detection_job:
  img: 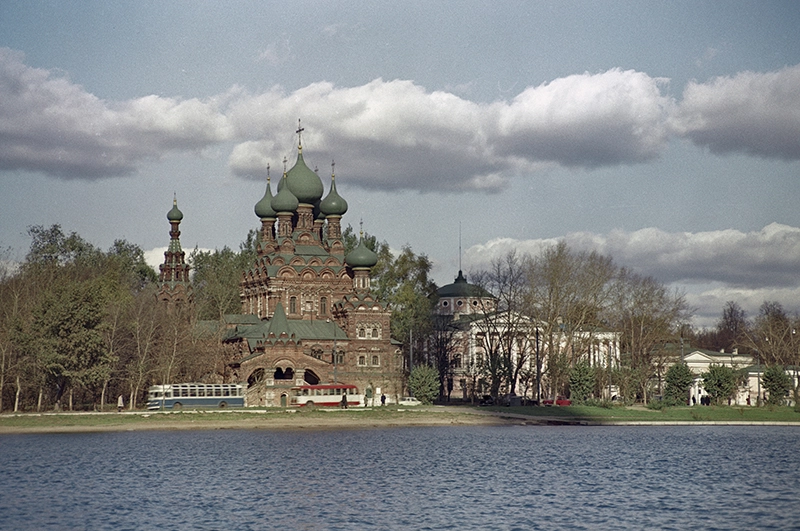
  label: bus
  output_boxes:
[147,383,245,410]
[290,384,362,407]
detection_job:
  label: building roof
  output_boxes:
[437,270,493,299]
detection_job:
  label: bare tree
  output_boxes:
[526,242,617,397]
[610,268,691,403]
[470,250,533,398]
[742,301,798,367]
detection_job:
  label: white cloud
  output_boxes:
[672,64,800,160]
[3,47,799,192]
[464,223,800,328]
[0,48,230,179]
[490,69,673,167]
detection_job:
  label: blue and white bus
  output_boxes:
[147,383,245,410]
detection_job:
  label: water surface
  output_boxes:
[1,425,798,530]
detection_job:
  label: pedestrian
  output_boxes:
[341,393,348,409]
[381,394,386,406]
[117,395,124,413]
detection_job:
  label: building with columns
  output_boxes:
[435,270,621,402]
[159,129,402,406]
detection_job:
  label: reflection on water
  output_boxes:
[1,425,798,530]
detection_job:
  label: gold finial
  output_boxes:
[173,192,177,206]
[331,159,335,180]
[266,163,271,183]
[283,157,288,175]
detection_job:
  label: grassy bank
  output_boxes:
[1,404,799,433]
[0,406,506,433]
[490,404,800,423]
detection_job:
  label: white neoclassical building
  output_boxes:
[435,270,621,402]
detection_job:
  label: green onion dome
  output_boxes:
[254,179,276,219]
[167,197,183,221]
[319,177,348,216]
[271,174,299,213]
[285,150,324,204]
[345,236,378,268]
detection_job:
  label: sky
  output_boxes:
[1,0,799,328]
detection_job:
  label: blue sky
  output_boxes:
[1,0,799,327]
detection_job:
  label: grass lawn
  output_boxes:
[0,406,480,431]
[490,404,800,423]
[2,404,799,431]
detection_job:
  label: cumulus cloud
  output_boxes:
[490,69,672,167]
[226,71,673,190]
[464,223,800,327]
[0,48,230,179]
[672,64,800,160]
[2,47,799,190]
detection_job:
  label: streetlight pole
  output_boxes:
[535,327,541,405]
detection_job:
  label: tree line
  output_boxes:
[1,224,797,411]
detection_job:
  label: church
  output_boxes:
[158,127,402,407]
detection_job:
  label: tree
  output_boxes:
[701,364,738,405]
[190,230,258,321]
[761,365,792,406]
[408,364,439,405]
[742,301,797,367]
[611,268,691,404]
[569,361,595,402]
[664,362,694,404]
[430,314,459,400]
[527,242,617,398]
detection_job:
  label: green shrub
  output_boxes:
[408,365,439,405]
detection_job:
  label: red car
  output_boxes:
[542,396,572,406]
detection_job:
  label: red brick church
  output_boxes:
[159,127,402,406]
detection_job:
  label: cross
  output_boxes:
[296,119,304,148]
[331,159,335,178]
[266,163,270,182]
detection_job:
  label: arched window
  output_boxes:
[289,296,297,314]
[358,355,366,366]
[371,355,380,366]
[320,296,327,316]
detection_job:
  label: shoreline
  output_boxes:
[2,406,799,434]
[0,407,520,434]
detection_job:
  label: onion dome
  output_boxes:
[285,150,324,204]
[319,174,348,216]
[167,196,183,221]
[345,234,378,268]
[254,174,276,219]
[271,173,299,213]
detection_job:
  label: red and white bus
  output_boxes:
[290,384,362,407]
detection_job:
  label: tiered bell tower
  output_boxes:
[158,196,192,308]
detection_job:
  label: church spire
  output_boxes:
[158,195,192,308]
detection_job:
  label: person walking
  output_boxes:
[117,395,124,413]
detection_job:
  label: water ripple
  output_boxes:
[1,425,799,530]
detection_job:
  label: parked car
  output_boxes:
[542,396,572,406]
[398,397,422,406]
